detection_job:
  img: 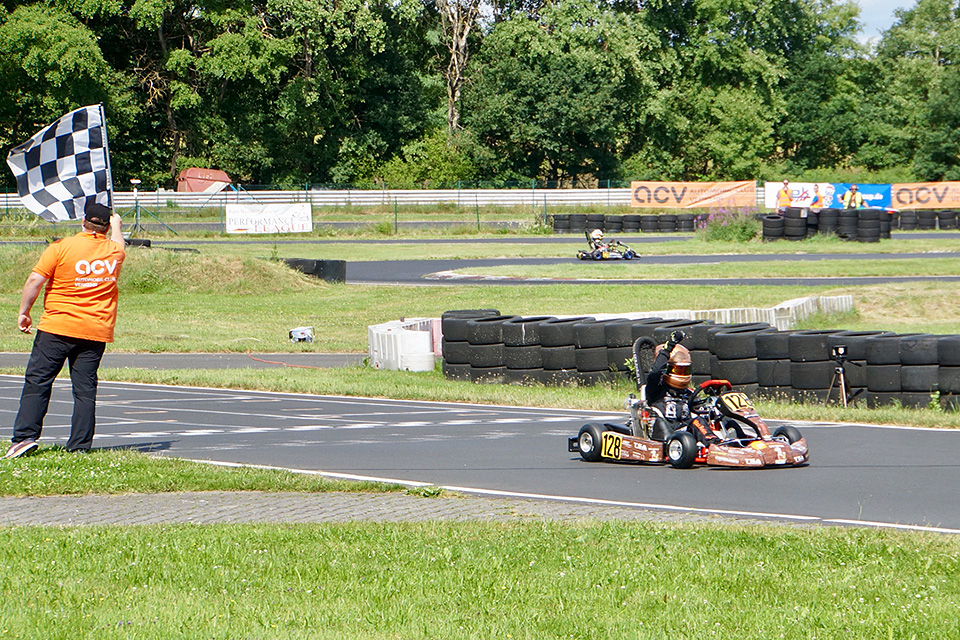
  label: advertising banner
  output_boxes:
[763,182,891,209]
[225,203,313,234]
[890,182,960,209]
[630,181,756,209]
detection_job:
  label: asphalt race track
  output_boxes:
[3,374,958,534]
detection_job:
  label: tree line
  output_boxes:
[1,0,958,190]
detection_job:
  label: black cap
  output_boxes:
[84,202,111,225]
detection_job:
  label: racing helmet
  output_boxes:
[590,229,603,241]
[656,343,692,390]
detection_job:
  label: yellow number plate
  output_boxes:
[601,432,623,459]
[721,392,754,412]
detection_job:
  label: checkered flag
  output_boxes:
[5,104,113,222]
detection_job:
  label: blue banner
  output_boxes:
[831,183,891,209]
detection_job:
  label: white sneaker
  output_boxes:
[4,440,38,459]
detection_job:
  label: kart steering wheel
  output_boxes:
[688,380,733,415]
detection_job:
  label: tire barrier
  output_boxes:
[281,258,347,282]
[550,213,705,233]
[440,312,960,409]
[752,206,959,242]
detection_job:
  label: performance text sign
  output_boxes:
[225,203,312,234]
[630,181,756,209]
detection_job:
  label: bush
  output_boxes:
[697,208,760,242]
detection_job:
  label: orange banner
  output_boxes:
[890,182,960,209]
[630,181,756,209]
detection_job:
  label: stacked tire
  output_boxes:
[639,215,659,233]
[586,213,605,233]
[899,210,917,230]
[938,336,960,410]
[818,208,840,235]
[622,215,642,232]
[756,331,793,400]
[762,215,784,241]
[658,214,678,233]
[938,210,958,229]
[604,320,637,380]
[569,214,587,235]
[917,210,937,230]
[466,315,519,384]
[856,210,881,243]
[502,316,555,385]
[787,330,843,403]
[540,317,593,385]
[783,208,807,241]
[441,309,500,381]
[837,209,858,240]
[864,333,938,408]
[677,213,696,232]
[552,214,570,233]
[573,319,613,385]
[707,323,773,395]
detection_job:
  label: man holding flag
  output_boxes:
[4,105,125,458]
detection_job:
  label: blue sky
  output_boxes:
[858,0,914,40]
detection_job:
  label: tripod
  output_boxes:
[826,356,862,407]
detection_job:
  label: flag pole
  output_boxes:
[99,103,114,209]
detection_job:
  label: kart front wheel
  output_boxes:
[624,250,636,260]
[577,423,606,462]
[773,425,803,444]
[666,431,698,469]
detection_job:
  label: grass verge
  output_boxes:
[0,520,957,639]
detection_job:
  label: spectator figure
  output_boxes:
[5,203,125,459]
[809,184,824,210]
[842,184,865,209]
[776,179,792,214]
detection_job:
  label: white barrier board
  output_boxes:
[225,203,312,234]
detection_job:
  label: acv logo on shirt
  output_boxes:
[74,259,119,276]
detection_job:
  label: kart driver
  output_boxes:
[588,229,606,251]
[645,331,721,445]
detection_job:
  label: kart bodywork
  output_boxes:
[577,240,637,261]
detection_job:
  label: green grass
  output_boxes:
[0,520,957,639]
[0,446,401,496]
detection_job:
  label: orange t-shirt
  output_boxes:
[33,231,126,342]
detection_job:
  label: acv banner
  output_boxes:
[630,181,756,209]
[890,182,960,209]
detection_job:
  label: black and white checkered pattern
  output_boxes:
[5,105,112,222]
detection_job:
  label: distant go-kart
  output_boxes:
[576,230,638,261]
[567,340,809,469]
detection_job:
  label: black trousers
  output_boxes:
[13,330,106,451]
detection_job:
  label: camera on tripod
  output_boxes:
[831,344,847,363]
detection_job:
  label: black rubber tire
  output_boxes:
[469,343,505,368]
[773,425,803,444]
[469,365,506,384]
[756,331,792,360]
[899,334,939,365]
[714,358,758,384]
[658,214,678,232]
[757,359,791,386]
[577,423,607,462]
[843,360,868,388]
[575,346,610,372]
[441,339,471,365]
[866,364,902,392]
[686,322,716,351]
[939,366,960,393]
[784,207,805,219]
[607,346,634,372]
[865,335,904,365]
[574,320,608,349]
[788,330,842,362]
[939,336,960,366]
[630,318,670,341]
[541,345,577,370]
[441,361,471,381]
[762,215,784,229]
[604,320,636,348]
[858,210,880,221]
[789,361,835,389]
[502,316,556,347]
[900,365,939,392]
[504,345,542,369]
[466,315,519,345]
[690,349,712,375]
[504,367,542,385]
[666,431,699,469]
[442,313,496,342]
[540,317,594,347]
[709,326,773,360]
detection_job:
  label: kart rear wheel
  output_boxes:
[666,431,698,469]
[577,423,606,462]
[773,425,803,444]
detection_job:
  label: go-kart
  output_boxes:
[576,231,638,261]
[567,339,809,469]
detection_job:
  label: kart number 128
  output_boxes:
[601,432,623,459]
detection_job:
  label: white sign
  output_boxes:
[225,203,313,234]
[763,182,838,209]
